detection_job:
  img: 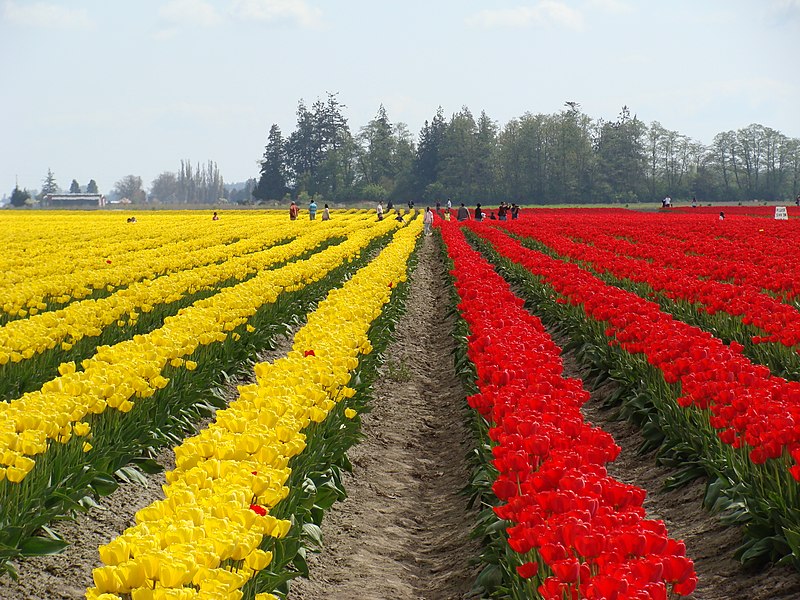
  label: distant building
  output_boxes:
[45,193,106,208]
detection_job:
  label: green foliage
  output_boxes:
[86,179,99,194]
[9,186,31,207]
[113,174,145,203]
[254,124,288,201]
[69,179,81,193]
[358,182,387,203]
[254,96,800,205]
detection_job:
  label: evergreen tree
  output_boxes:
[389,122,416,202]
[285,93,354,199]
[595,106,646,203]
[358,105,396,187]
[40,168,58,198]
[439,107,478,202]
[413,107,446,197]
[86,179,99,194]
[473,110,499,201]
[254,124,288,201]
[69,179,81,193]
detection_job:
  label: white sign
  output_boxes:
[775,206,788,220]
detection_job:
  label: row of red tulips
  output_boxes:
[467,221,800,560]
[513,209,800,300]
[470,222,800,473]
[439,221,696,599]
[501,218,800,351]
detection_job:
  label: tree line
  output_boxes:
[8,169,100,206]
[254,95,800,205]
[8,162,226,207]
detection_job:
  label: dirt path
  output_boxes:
[291,235,481,600]
[558,348,800,600]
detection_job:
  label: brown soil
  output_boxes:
[558,348,800,600]
[291,235,482,600]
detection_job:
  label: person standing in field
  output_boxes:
[309,199,317,220]
[322,203,330,220]
[376,201,384,221]
[498,203,508,221]
[457,203,470,222]
[423,207,434,236]
[212,211,219,221]
[289,201,299,220]
[511,203,520,219]
[475,203,484,221]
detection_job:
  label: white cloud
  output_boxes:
[2,0,94,29]
[467,1,584,30]
[230,0,322,28]
[158,0,222,28]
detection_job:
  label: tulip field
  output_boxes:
[1,207,799,599]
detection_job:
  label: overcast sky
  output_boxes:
[2,0,799,195]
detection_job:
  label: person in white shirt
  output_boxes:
[423,207,434,236]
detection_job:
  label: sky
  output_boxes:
[1,0,799,196]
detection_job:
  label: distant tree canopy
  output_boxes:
[148,161,225,204]
[9,186,31,207]
[86,179,99,194]
[254,98,800,204]
[69,179,81,193]
[113,175,145,203]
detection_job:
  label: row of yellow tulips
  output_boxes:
[0,216,400,485]
[0,212,301,320]
[0,214,371,364]
[86,218,422,600]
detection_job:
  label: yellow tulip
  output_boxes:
[73,421,91,437]
[157,560,190,587]
[244,549,272,571]
[58,361,76,375]
[92,565,125,593]
[98,538,130,565]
